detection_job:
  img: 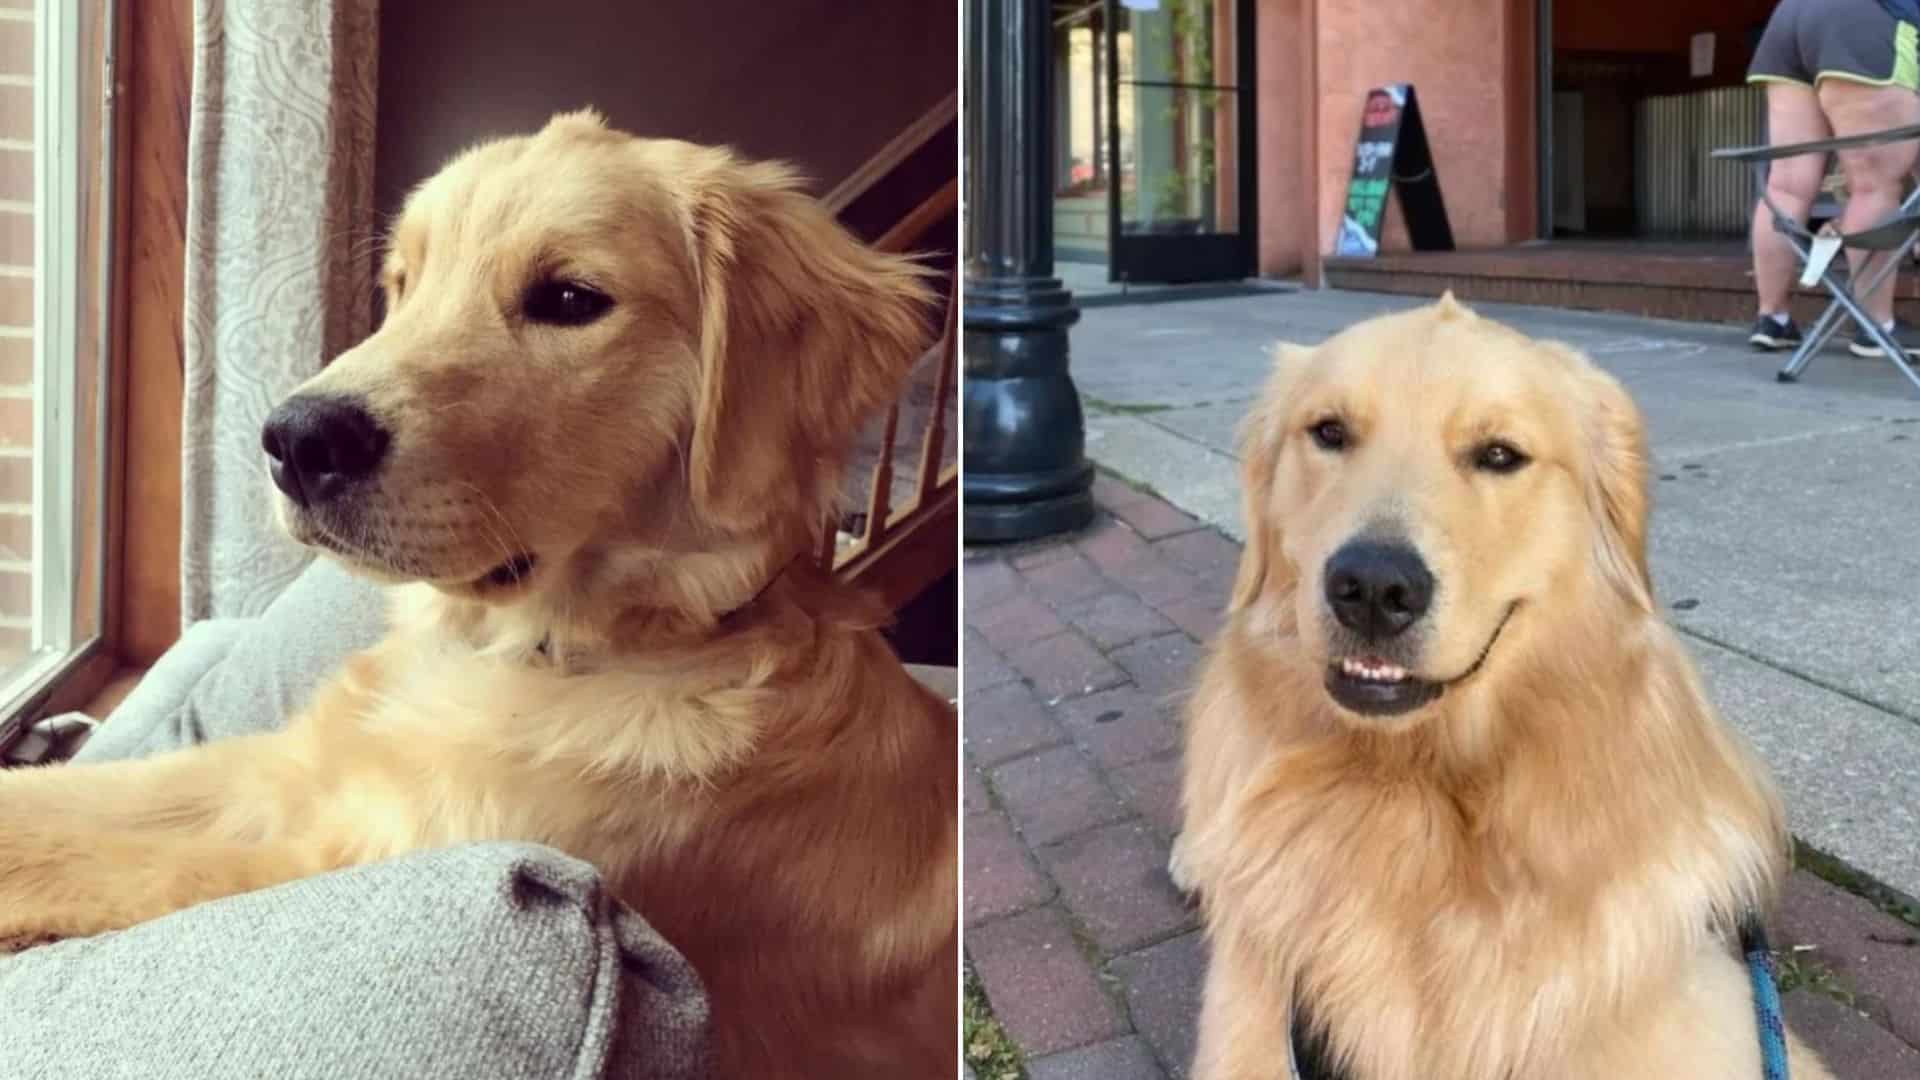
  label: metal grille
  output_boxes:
[1636,85,1766,236]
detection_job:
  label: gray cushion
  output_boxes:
[0,843,709,1079]
[903,662,958,704]
[80,557,388,763]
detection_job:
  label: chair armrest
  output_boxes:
[1712,123,1920,163]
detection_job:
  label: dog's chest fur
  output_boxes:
[1204,710,1777,1080]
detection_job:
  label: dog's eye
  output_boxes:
[522,280,613,326]
[1474,441,1529,474]
[1308,418,1349,451]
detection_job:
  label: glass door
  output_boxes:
[1104,0,1254,284]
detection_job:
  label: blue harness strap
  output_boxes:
[1740,916,1792,1080]
[1879,0,1920,26]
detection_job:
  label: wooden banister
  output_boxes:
[915,293,958,502]
[827,275,958,609]
[822,91,958,216]
[862,403,902,551]
[875,179,958,255]
[815,93,958,613]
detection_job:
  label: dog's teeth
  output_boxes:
[1340,658,1408,682]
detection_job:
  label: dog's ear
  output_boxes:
[681,154,934,537]
[1229,342,1310,613]
[1565,351,1654,611]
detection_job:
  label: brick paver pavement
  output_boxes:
[964,474,1920,1079]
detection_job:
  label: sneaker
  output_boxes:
[1848,319,1920,358]
[1748,314,1802,351]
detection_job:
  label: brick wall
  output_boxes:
[0,2,32,666]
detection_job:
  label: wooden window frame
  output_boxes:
[9,0,188,729]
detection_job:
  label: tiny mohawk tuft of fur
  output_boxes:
[1434,290,1474,320]
[546,107,611,133]
[1269,341,1312,367]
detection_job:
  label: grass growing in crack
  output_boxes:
[1084,395,1175,415]
[1795,837,1920,930]
[965,970,1029,1080]
[1774,946,1858,1009]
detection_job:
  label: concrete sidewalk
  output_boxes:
[963,288,1920,1078]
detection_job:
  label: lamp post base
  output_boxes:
[962,467,1095,543]
[961,273,1095,544]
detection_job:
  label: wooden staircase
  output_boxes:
[815,94,959,648]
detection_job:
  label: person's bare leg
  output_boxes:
[1753,82,1832,318]
[1820,77,1920,326]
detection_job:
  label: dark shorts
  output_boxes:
[1748,0,1920,90]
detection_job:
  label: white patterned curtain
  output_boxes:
[180,0,380,624]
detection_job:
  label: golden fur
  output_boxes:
[0,112,957,1078]
[1175,296,1832,1079]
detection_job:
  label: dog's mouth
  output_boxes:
[1324,602,1520,718]
[290,515,419,580]
[283,498,541,591]
[1324,654,1442,716]
[476,553,538,589]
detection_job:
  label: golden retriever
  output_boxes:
[1174,296,1832,1079]
[0,111,957,1078]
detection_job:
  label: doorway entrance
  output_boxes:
[1050,0,1254,285]
[1539,0,1779,241]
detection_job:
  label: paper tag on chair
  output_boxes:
[1801,229,1844,288]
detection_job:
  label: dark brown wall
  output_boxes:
[1554,0,1775,85]
[375,0,955,218]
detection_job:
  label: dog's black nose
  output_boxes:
[1324,541,1434,640]
[261,395,389,508]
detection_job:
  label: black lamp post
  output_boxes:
[962,0,1095,543]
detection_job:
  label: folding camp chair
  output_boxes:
[1713,122,1920,395]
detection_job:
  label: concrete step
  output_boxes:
[1324,246,1920,327]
